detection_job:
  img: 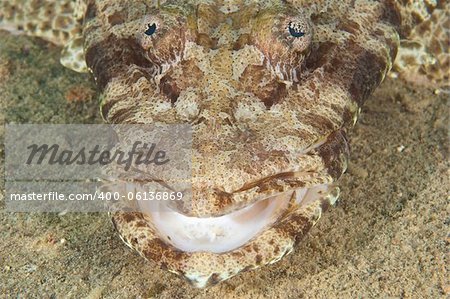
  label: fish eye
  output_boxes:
[145,23,157,36]
[288,22,305,38]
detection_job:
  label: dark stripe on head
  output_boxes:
[306,39,390,108]
[313,129,349,180]
[348,48,387,106]
[85,35,153,90]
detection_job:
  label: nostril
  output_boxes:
[159,74,180,104]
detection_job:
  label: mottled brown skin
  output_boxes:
[1,0,445,288]
[83,0,398,214]
[80,0,400,286]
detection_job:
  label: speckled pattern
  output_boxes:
[82,0,399,286]
[393,1,449,86]
[0,0,447,288]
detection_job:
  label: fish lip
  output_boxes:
[111,184,339,288]
[138,187,302,253]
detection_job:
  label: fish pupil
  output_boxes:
[145,23,157,36]
[288,22,305,38]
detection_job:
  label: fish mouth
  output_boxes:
[110,130,348,287]
[138,184,334,253]
[111,181,340,288]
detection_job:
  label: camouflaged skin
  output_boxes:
[87,0,397,286]
[82,0,398,216]
[0,0,447,287]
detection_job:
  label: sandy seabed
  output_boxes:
[0,31,448,299]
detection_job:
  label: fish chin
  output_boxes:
[137,184,332,254]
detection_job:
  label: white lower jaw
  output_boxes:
[137,184,330,253]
